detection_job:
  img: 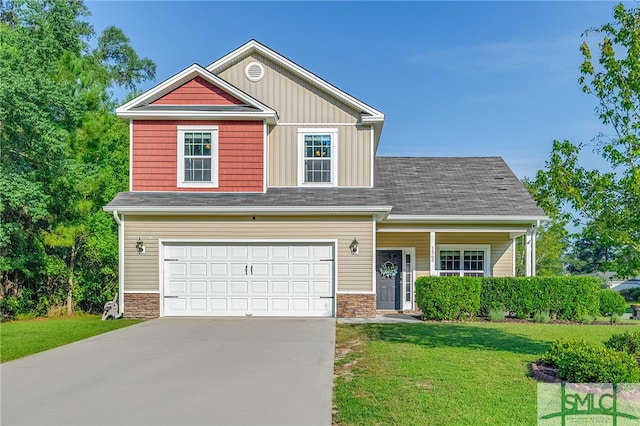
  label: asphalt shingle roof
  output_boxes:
[374,157,545,216]
[105,156,545,218]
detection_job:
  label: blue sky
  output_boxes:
[85,1,626,179]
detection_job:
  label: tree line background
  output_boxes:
[1,1,638,321]
[1,0,155,319]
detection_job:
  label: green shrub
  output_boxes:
[630,288,640,301]
[604,331,640,356]
[480,276,600,321]
[541,339,640,383]
[415,276,481,320]
[598,289,627,316]
[533,310,550,323]
[488,307,505,322]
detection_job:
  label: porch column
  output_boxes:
[525,229,533,277]
[429,231,436,276]
[532,224,537,276]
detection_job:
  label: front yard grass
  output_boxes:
[333,321,640,425]
[0,315,142,362]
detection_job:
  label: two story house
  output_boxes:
[104,40,546,318]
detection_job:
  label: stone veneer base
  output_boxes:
[336,294,376,318]
[123,292,377,319]
[123,293,160,319]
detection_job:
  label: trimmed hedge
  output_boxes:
[480,276,600,320]
[415,276,600,321]
[541,339,640,383]
[604,331,640,356]
[415,276,481,320]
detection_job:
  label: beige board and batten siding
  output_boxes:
[268,125,372,187]
[216,53,361,123]
[376,231,514,277]
[123,215,374,293]
[216,53,373,187]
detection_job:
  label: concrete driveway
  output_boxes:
[1,318,336,426]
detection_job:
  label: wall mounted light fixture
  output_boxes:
[136,237,145,254]
[349,238,359,255]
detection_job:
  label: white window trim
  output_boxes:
[436,244,491,277]
[297,128,337,187]
[177,125,219,188]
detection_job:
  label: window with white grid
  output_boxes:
[438,246,490,277]
[298,129,337,186]
[177,126,218,188]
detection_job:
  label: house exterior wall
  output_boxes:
[151,77,244,105]
[122,214,374,294]
[267,125,372,187]
[376,231,514,277]
[131,120,263,192]
[215,53,362,123]
[215,53,373,187]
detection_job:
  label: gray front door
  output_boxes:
[376,250,402,310]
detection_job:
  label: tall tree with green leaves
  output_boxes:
[0,0,155,318]
[531,3,640,278]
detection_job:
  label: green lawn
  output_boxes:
[0,315,142,362]
[333,321,640,425]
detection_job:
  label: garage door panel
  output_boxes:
[189,246,207,259]
[168,263,187,276]
[230,263,247,276]
[230,246,249,259]
[211,264,227,275]
[271,263,290,275]
[271,246,289,258]
[210,247,227,258]
[163,243,334,317]
[251,281,268,293]
[190,281,207,293]
[168,281,187,294]
[189,263,207,276]
[293,281,310,294]
[272,281,289,293]
[313,245,332,258]
[312,263,331,276]
[291,246,309,259]
[210,281,227,293]
[190,298,207,310]
[251,298,269,312]
[231,281,249,293]
[292,264,310,276]
[251,263,268,276]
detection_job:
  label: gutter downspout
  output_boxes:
[113,210,125,314]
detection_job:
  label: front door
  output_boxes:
[376,250,402,310]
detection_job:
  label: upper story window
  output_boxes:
[177,126,219,188]
[298,128,337,186]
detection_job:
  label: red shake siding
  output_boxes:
[152,77,244,105]
[132,120,263,192]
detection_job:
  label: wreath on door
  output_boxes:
[379,260,399,279]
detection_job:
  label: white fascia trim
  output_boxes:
[385,214,548,223]
[116,111,278,124]
[206,40,384,122]
[116,64,277,119]
[336,291,376,295]
[123,290,160,294]
[103,205,393,215]
[377,227,534,233]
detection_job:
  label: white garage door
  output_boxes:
[163,243,335,317]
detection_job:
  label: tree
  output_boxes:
[531,3,640,278]
[0,0,155,318]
